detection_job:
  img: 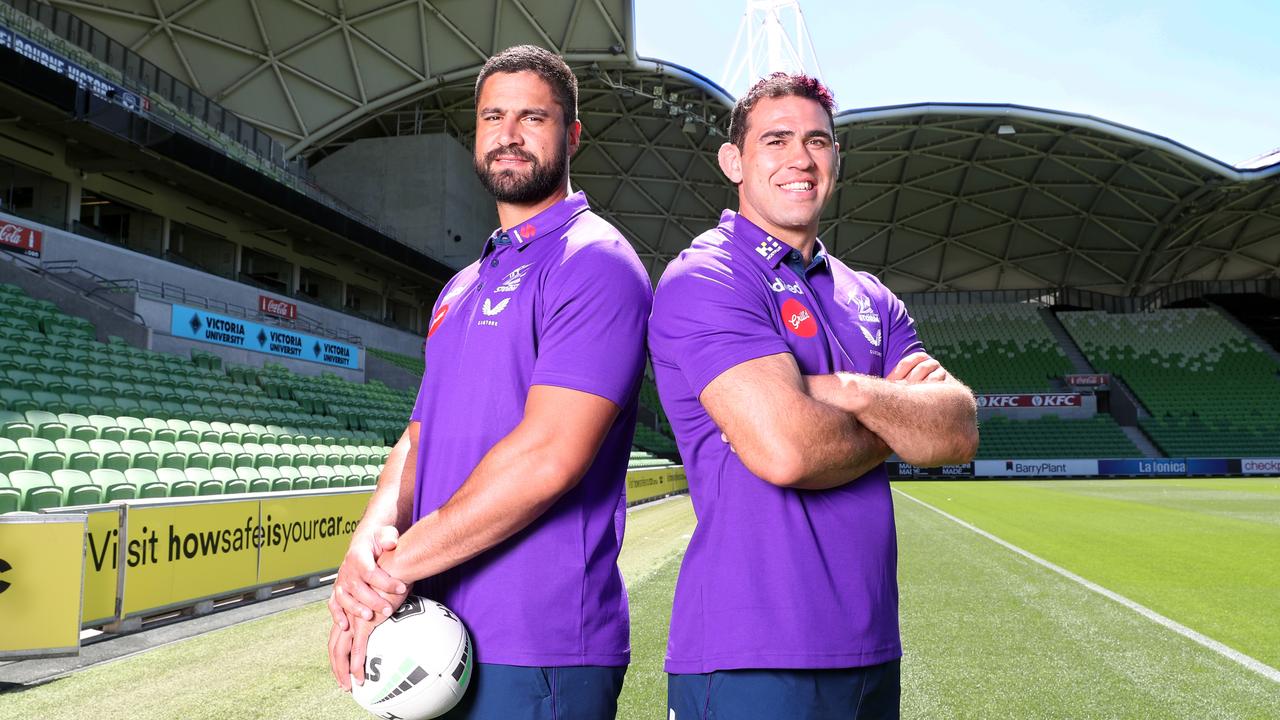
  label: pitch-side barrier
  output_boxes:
[0,466,687,660]
[888,457,1280,479]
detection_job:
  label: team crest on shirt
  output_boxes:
[495,263,532,293]
[849,291,879,323]
[780,298,817,338]
[756,238,784,261]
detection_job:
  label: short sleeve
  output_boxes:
[880,286,925,372]
[529,239,652,407]
[649,259,791,397]
[410,276,457,421]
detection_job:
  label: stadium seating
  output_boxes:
[0,283,682,514]
[908,303,1074,393]
[977,415,1142,459]
[367,347,425,376]
[1059,308,1280,457]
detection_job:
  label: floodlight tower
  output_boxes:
[721,0,825,98]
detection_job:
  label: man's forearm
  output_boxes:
[830,373,978,466]
[375,422,584,583]
[797,375,894,488]
[355,424,419,537]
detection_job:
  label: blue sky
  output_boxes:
[634,0,1279,166]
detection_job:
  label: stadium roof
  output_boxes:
[50,0,1280,295]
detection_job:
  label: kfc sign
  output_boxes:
[976,393,1083,409]
[259,295,297,320]
[0,221,42,258]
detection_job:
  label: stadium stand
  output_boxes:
[977,415,1142,459]
[1060,308,1280,457]
[367,347,425,376]
[908,303,1074,393]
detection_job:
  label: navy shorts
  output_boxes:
[440,663,626,720]
[668,661,900,720]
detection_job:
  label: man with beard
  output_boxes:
[649,73,978,719]
[327,45,651,719]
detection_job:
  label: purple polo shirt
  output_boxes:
[649,210,924,674]
[408,191,651,667]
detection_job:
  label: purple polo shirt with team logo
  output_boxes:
[649,210,924,674]
[408,191,651,667]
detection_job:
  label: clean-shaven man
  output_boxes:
[328,44,652,719]
[649,72,979,719]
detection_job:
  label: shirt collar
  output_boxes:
[720,209,828,273]
[482,191,590,258]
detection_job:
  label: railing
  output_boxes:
[901,281,1280,314]
[1,252,146,326]
[90,275,365,346]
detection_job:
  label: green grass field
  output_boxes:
[3,480,1278,719]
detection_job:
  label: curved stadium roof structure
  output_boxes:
[48,0,1280,296]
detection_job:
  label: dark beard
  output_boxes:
[473,140,568,205]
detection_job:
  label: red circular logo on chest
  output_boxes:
[780,298,817,338]
[428,304,449,338]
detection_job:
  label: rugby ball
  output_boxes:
[351,596,472,720]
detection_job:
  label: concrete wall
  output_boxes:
[2,210,427,361]
[310,135,497,269]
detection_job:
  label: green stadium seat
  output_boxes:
[176,440,210,469]
[0,478,21,514]
[117,416,153,442]
[145,417,177,442]
[26,411,68,441]
[19,437,66,473]
[258,466,290,492]
[0,388,37,413]
[120,440,160,471]
[89,415,127,441]
[9,470,62,511]
[90,469,137,501]
[184,467,223,496]
[149,440,187,470]
[211,466,247,495]
[55,438,100,472]
[0,438,25,474]
[236,466,269,493]
[59,413,98,441]
[89,438,132,472]
[52,469,103,506]
[156,468,196,497]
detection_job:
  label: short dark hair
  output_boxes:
[475,45,578,124]
[728,72,836,148]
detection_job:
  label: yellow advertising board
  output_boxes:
[81,507,122,624]
[258,492,369,584]
[626,466,688,505]
[0,514,86,658]
[120,500,260,616]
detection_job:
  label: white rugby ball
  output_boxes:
[351,596,472,720]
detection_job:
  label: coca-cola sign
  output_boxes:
[1065,373,1110,388]
[976,393,1083,409]
[258,295,297,320]
[0,221,42,258]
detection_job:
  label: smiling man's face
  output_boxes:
[473,70,576,205]
[719,94,839,242]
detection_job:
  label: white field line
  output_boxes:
[892,488,1280,685]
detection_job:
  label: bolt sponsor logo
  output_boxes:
[756,238,784,261]
[518,223,536,240]
[768,277,804,295]
[495,263,532,293]
[781,298,817,337]
[428,304,449,338]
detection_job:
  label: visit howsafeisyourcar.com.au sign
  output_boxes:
[170,304,360,369]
